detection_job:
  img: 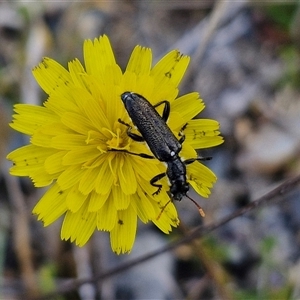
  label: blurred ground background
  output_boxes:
[1,1,300,299]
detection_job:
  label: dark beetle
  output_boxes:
[120,91,183,162]
[118,92,208,209]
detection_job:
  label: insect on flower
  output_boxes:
[6,35,223,254]
[116,92,210,216]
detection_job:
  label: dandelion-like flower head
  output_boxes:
[7,35,223,254]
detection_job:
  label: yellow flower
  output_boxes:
[7,35,223,254]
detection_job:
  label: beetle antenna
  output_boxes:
[156,200,171,220]
[186,194,205,217]
[156,195,205,220]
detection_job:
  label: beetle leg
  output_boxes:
[178,134,185,144]
[150,172,166,195]
[153,100,170,122]
[181,123,188,131]
[178,123,187,144]
[118,118,144,142]
[109,149,155,159]
[183,156,212,165]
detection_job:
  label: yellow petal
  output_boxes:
[185,119,224,149]
[32,57,73,95]
[66,183,88,212]
[112,185,131,210]
[30,166,57,187]
[84,35,116,83]
[95,161,115,195]
[126,46,152,75]
[180,142,197,161]
[88,191,109,212]
[118,157,137,195]
[31,130,53,148]
[61,201,97,246]
[150,49,189,95]
[45,86,80,116]
[78,167,101,195]
[10,104,59,135]
[62,146,100,165]
[45,151,67,174]
[61,112,95,134]
[121,71,137,93]
[135,73,155,99]
[30,123,72,149]
[101,84,125,125]
[57,165,85,190]
[171,92,205,125]
[152,198,179,234]
[36,122,72,136]
[81,89,111,131]
[68,58,86,88]
[51,134,86,150]
[32,183,67,226]
[131,188,156,223]
[97,196,117,231]
[110,206,137,254]
[187,161,217,198]
[129,155,163,183]
[7,145,56,176]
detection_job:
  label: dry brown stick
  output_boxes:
[34,173,300,300]
[181,0,232,87]
[178,223,234,300]
[3,169,39,298]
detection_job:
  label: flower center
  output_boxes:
[107,135,124,148]
[105,127,130,151]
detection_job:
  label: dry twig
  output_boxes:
[3,168,38,298]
